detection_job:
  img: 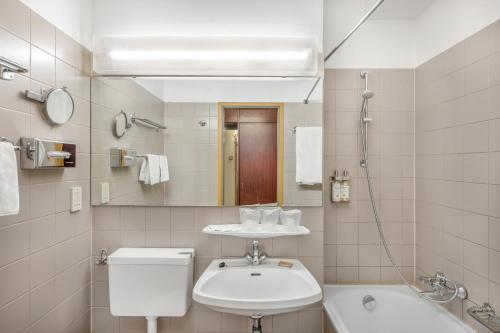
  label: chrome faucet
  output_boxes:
[419,272,467,302]
[245,241,267,265]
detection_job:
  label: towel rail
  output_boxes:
[131,114,167,130]
[0,137,21,151]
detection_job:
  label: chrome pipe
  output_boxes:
[303,76,322,104]
[131,115,167,130]
[324,0,385,62]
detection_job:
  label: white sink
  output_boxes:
[193,258,322,316]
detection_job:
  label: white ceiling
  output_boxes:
[369,0,436,19]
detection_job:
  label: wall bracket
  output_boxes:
[0,56,28,81]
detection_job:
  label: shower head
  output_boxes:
[362,90,374,99]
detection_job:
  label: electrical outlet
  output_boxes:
[70,186,82,212]
[101,182,110,204]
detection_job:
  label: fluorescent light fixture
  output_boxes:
[94,36,318,77]
[109,50,310,61]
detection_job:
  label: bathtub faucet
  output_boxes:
[420,272,447,290]
[419,272,467,303]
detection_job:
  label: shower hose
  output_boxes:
[359,99,459,304]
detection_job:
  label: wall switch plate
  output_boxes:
[70,186,82,212]
[101,182,110,204]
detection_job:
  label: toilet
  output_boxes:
[107,247,195,333]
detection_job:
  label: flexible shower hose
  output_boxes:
[359,100,459,304]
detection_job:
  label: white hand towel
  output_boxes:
[147,154,160,185]
[158,155,170,182]
[295,127,322,185]
[0,142,19,216]
[139,157,150,184]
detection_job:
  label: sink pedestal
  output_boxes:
[146,316,157,333]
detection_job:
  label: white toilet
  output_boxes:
[108,247,195,333]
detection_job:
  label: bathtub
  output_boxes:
[323,285,475,333]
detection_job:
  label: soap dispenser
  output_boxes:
[331,170,341,202]
[340,170,350,202]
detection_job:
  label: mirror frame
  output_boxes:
[217,102,285,206]
[114,110,130,138]
[43,87,75,125]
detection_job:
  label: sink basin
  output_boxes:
[193,258,322,316]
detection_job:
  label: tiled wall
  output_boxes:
[0,0,92,332]
[91,77,165,206]
[163,102,323,206]
[92,206,324,333]
[283,103,323,206]
[415,19,500,327]
[323,69,415,284]
[163,103,218,206]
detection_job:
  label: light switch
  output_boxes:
[101,182,110,204]
[70,186,82,212]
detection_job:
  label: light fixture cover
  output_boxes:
[93,35,318,77]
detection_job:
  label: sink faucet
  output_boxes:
[245,241,267,265]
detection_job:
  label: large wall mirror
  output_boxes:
[90,76,323,207]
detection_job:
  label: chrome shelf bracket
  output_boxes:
[467,303,500,333]
[0,56,28,81]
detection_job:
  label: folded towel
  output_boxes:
[139,156,150,184]
[0,142,19,216]
[139,154,161,185]
[295,127,322,185]
[147,154,160,185]
[159,155,169,182]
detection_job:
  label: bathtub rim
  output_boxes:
[322,284,475,333]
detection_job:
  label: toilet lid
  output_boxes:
[108,247,195,265]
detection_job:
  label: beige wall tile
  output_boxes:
[30,215,56,253]
[30,278,56,323]
[29,183,55,219]
[55,29,85,70]
[0,71,31,113]
[0,294,29,333]
[0,27,30,72]
[0,0,30,40]
[0,222,29,267]
[30,12,55,55]
[93,307,119,333]
[120,207,146,230]
[0,4,91,332]
[465,57,490,94]
[29,246,56,288]
[0,258,29,308]
[465,27,490,65]
[30,45,55,85]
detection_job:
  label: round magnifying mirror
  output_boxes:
[43,88,74,125]
[114,111,128,138]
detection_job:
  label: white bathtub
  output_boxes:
[323,285,475,333]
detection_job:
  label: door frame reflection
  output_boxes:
[217,102,284,206]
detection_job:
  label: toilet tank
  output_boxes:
[108,247,195,317]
